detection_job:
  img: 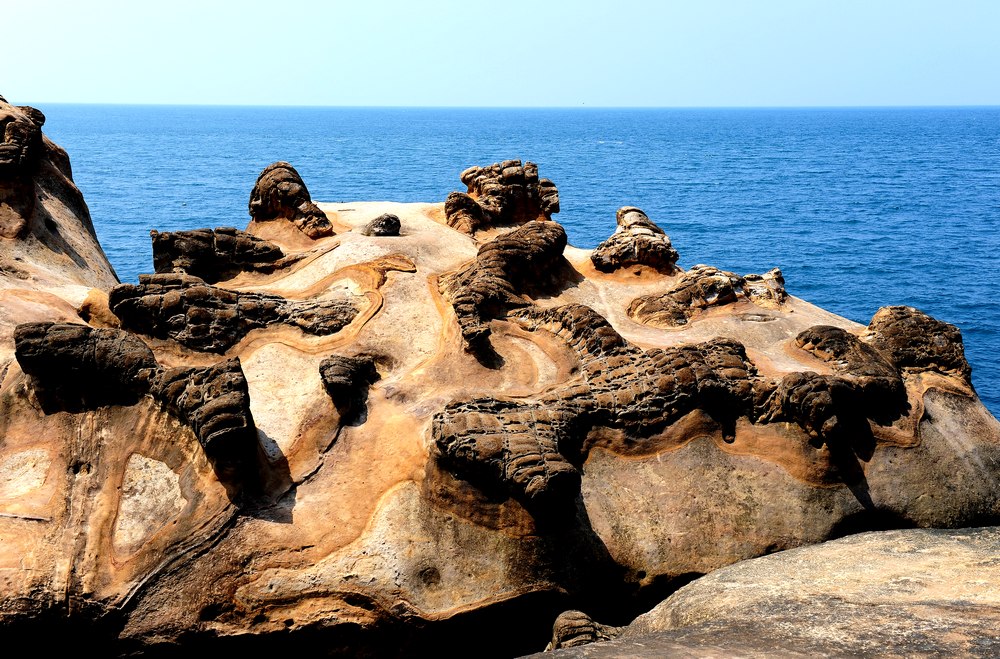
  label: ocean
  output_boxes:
[38,106,1000,416]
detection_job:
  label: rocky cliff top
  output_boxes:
[0,107,997,657]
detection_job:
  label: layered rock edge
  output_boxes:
[1,100,997,657]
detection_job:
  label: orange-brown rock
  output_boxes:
[445,159,559,233]
[248,161,334,238]
[1,120,999,656]
[590,207,679,274]
[628,264,787,327]
[108,273,359,353]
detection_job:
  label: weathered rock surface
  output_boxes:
[13,321,156,410]
[628,264,787,327]
[438,220,569,351]
[147,358,258,481]
[151,226,297,282]
[1,124,999,657]
[590,207,679,274]
[866,305,972,384]
[541,527,1000,657]
[108,273,359,352]
[445,160,559,233]
[248,161,334,238]
[361,212,401,236]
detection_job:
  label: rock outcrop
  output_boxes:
[361,213,401,236]
[444,160,559,233]
[1,129,998,657]
[866,305,972,384]
[13,322,156,411]
[108,273,359,352]
[151,227,297,282]
[543,527,1000,657]
[438,220,569,351]
[628,264,786,327]
[248,161,334,238]
[590,207,679,274]
[147,358,258,481]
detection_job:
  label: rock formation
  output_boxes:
[151,227,298,282]
[438,220,569,351]
[628,264,786,327]
[543,528,1000,657]
[590,207,679,274]
[1,112,998,657]
[444,160,559,233]
[108,273,359,352]
[248,161,334,238]
[361,213,401,236]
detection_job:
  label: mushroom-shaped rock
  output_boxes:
[590,207,680,274]
[319,354,380,421]
[444,159,559,233]
[248,161,334,238]
[546,610,623,651]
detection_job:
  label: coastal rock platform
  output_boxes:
[1,97,999,656]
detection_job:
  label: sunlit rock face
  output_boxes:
[1,107,998,657]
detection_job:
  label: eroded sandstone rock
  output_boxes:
[438,220,569,351]
[108,273,358,352]
[319,354,380,421]
[628,264,786,327]
[13,322,156,410]
[445,160,559,233]
[866,305,972,384]
[546,610,623,651]
[148,358,258,480]
[151,227,295,282]
[248,161,334,238]
[590,207,679,274]
[552,528,1000,658]
[361,213,401,236]
[2,132,998,657]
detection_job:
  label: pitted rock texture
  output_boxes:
[0,99,44,178]
[439,220,569,351]
[12,322,259,484]
[866,305,972,384]
[108,273,358,352]
[148,358,258,478]
[445,160,559,233]
[248,161,334,238]
[2,131,998,657]
[434,304,761,509]
[0,96,116,293]
[151,227,294,282]
[13,322,156,410]
[546,610,622,650]
[361,213,401,236]
[319,354,380,421]
[590,207,680,274]
[628,265,787,327]
[755,325,908,448]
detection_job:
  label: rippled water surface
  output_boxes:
[40,106,1000,415]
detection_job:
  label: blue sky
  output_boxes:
[4,0,998,106]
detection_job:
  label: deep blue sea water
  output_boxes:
[38,106,1000,416]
